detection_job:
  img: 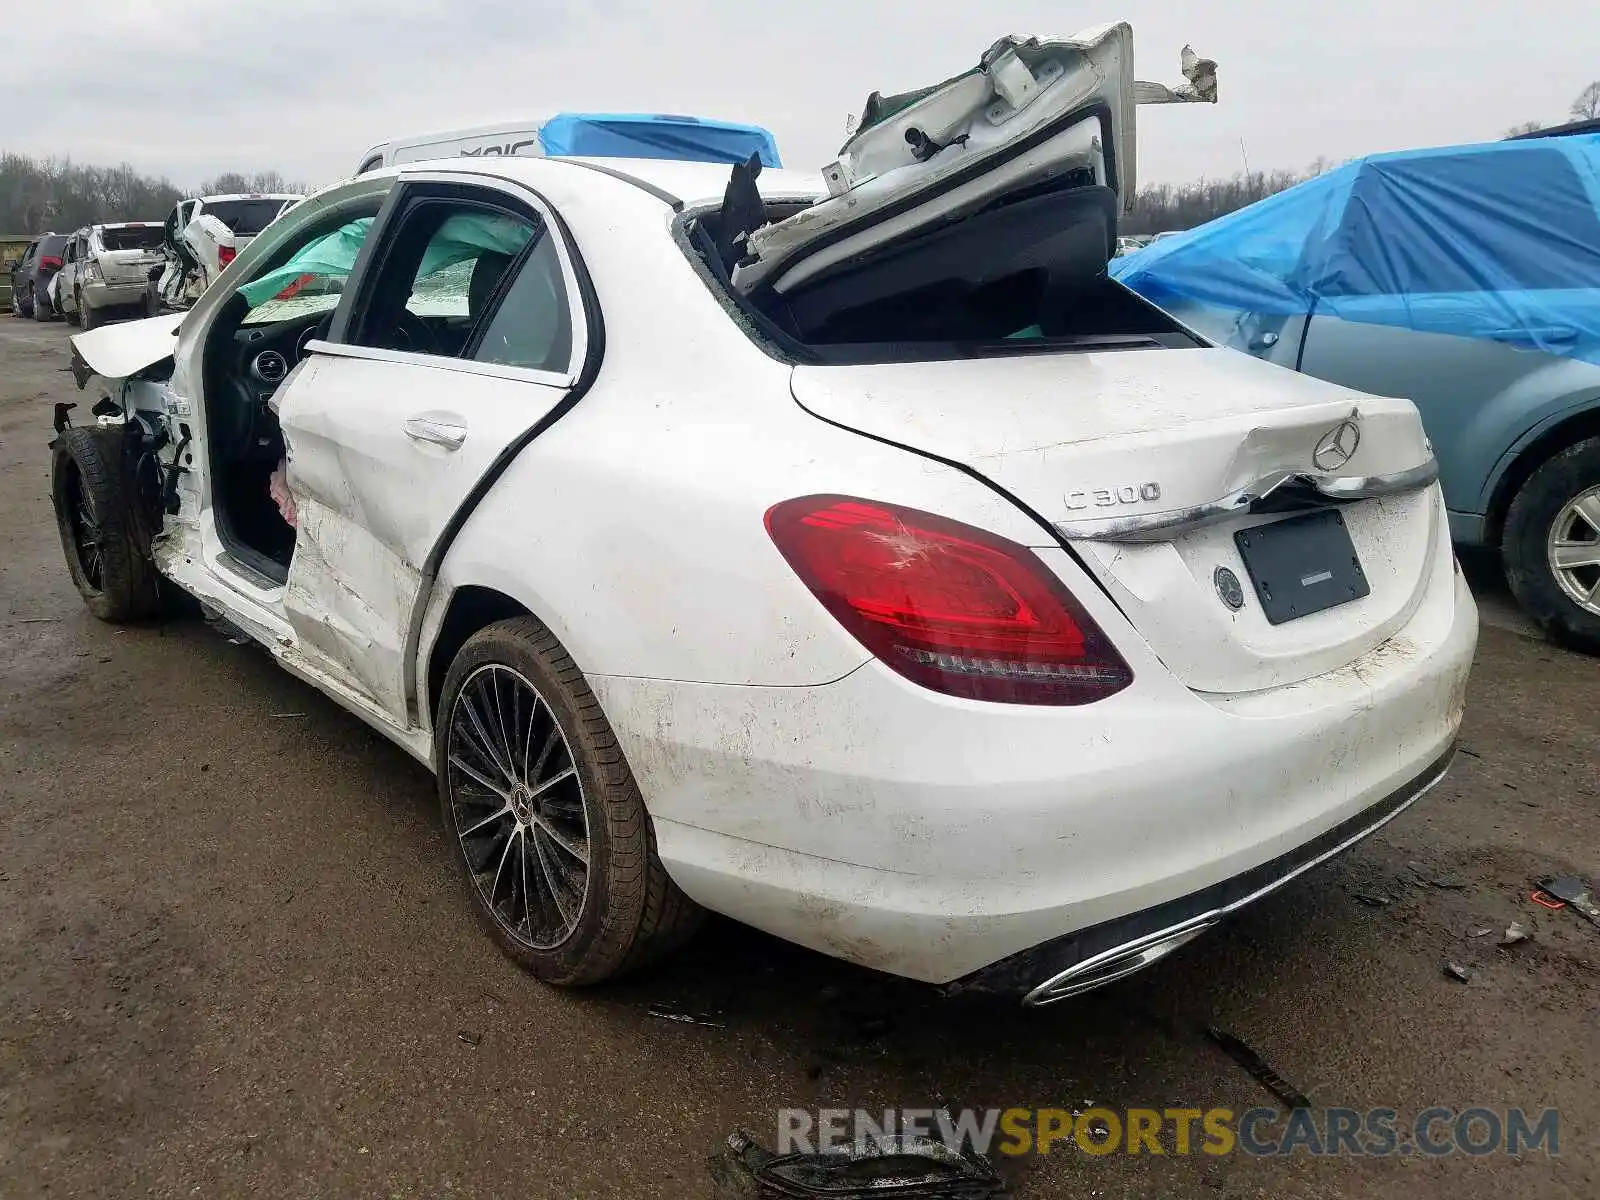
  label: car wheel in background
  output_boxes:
[79,297,100,332]
[66,292,81,327]
[435,616,703,986]
[50,427,162,623]
[1504,436,1600,655]
[29,285,47,321]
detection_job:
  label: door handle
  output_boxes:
[403,415,467,449]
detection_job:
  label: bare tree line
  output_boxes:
[8,78,1598,238]
[0,153,306,234]
[1502,79,1600,138]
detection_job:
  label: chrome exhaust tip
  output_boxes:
[1023,919,1216,1006]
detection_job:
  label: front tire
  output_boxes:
[435,617,702,986]
[1503,437,1600,655]
[50,427,161,623]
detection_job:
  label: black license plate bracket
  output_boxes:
[1233,509,1370,625]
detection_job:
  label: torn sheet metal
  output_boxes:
[733,25,1136,296]
[1134,46,1220,104]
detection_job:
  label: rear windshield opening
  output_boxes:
[204,199,289,237]
[100,225,165,251]
[686,181,1202,365]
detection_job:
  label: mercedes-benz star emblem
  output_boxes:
[1312,420,1361,472]
[1214,566,1245,611]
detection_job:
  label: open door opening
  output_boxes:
[196,206,384,585]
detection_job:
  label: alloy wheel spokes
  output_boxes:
[72,478,104,589]
[447,664,590,949]
[1549,486,1600,616]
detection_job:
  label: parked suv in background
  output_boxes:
[1116,134,1600,653]
[55,222,167,330]
[7,233,70,320]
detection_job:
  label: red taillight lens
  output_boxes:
[217,245,236,268]
[40,255,62,270]
[766,495,1132,705]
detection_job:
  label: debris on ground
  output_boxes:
[1408,862,1467,890]
[457,1030,482,1046]
[1470,927,1493,938]
[1444,962,1474,983]
[647,1002,727,1029]
[1498,922,1530,948]
[708,1128,1007,1199]
[1204,1027,1311,1110]
[1537,876,1600,928]
[1352,890,1394,908]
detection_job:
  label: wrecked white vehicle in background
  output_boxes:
[50,24,1474,1005]
[54,223,168,330]
[155,192,302,310]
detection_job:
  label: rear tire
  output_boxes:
[79,297,100,331]
[29,285,47,321]
[66,293,81,327]
[51,427,162,623]
[435,616,703,986]
[1503,437,1600,655]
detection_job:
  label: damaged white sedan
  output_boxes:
[52,24,1475,1003]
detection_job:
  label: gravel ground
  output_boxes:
[1,316,1596,1199]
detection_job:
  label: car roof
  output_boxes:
[1507,117,1600,140]
[379,154,825,210]
[199,193,303,203]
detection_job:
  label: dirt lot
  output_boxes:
[1,316,1596,1199]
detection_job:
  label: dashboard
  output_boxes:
[234,310,332,405]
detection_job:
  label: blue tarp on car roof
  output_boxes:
[1112,133,1600,365]
[539,112,782,167]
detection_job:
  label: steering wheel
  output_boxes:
[392,309,438,356]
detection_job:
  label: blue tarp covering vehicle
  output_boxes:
[1113,134,1600,367]
[537,112,781,167]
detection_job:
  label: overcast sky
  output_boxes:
[7,0,1598,192]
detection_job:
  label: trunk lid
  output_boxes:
[790,348,1442,694]
[97,248,165,285]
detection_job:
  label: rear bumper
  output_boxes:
[960,744,1456,1004]
[82,280,150,309]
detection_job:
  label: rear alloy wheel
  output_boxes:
[79,295,100,332]
[1504,437,1600,655]
[436,617,702,985]
[31,285,50,321]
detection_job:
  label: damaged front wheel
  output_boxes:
[50,427,162,622]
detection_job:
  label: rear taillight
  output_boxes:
[217,245,236,268]
[765,495,1132,705]
[40,255,62,270]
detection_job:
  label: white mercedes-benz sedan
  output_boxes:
[52,25,1475,1004]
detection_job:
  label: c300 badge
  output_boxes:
[1063,482,1162,510]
